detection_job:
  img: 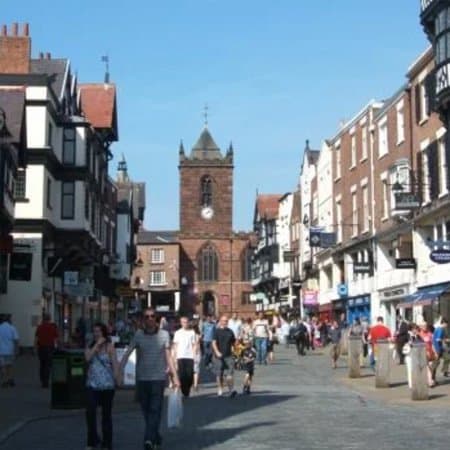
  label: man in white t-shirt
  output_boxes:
[228,313,242,340]
[173,316,197,397]
[0,314,19,387]
[252,312,271,364]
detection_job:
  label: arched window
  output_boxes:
[201,176,213,207]
[241,247,253,281]
[198,245,218,282]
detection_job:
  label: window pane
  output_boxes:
[63,141,75,164]
[63,182,74,194]
[62,196,74,218]
[64,128,75,140]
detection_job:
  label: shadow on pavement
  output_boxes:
[161,392,295,449]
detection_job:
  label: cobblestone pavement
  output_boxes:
[2,348,450,450]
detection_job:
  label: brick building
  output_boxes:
[178,127,254,317]
[132,231,180,313]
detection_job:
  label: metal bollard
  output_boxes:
[410,343,429,401]
[375,340,391,388]
[348,336,362,378]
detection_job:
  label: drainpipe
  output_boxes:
[369,106,377,321]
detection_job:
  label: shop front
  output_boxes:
[346,295,371,325]
[398,283,450,325]
[302,290,319,317]
[332,299,347,322]
[379,285,411,331]
[318,303,332,323]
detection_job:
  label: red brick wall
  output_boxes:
[0,24,30,74]
[372,90,413,232]
[179,164,233,235]
[179,235,255,317]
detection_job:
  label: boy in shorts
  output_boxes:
[241,340,256,394]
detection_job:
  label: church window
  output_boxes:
[198,245,218,282]
[201,176,213,207]
[241,247,253,281]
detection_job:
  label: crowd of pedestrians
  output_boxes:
[5,307,450,450]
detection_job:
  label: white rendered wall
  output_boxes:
[4,233,44,347]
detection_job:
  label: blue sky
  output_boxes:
[4,1,428,231]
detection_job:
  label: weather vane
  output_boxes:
[203,104,209,127]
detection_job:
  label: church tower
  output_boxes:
[178,125,253,317]
[179,127,234,236]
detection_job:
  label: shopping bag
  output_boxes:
[167,389,183,428]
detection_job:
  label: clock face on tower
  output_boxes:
[201,206,214,220]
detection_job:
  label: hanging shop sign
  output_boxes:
[353,262,371,274]
[303,290,318,306]
[395,258,416,269]
[430,249,450,264]
[394,192,420,210]
[309,229,337,248]
[337,283,348,298]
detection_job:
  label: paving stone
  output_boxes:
[2,348,450,449]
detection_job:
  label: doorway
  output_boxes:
[202,291,216,317]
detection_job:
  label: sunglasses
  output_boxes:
[145,314,156,319]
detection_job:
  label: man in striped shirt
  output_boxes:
[119,308,179,450]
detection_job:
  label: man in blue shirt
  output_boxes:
[432,318,448,381]
[202,315,216,368]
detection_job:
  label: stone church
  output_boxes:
[178,126,255,317]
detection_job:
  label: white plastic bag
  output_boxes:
[167,389,183,428]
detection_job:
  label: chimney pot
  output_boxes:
[12,22,18,36]
[1,25,7,36]
[46,52,51,60]
[23,23,29,37]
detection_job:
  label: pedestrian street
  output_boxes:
[2,347,450,450]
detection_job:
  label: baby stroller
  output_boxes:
[233,339,246,370]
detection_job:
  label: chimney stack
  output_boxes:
[0,22,31,74]
[39,52,44,59]
[45,52,51,60]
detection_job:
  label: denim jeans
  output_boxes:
[203,341,213,366]
[137,380,165,445]
[86,388,115,449]
[254,337,268,364]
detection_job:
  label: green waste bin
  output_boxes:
[51,349,86,409]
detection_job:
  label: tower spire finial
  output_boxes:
[203,103,209,128]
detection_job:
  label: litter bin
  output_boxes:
[51,349,86,409]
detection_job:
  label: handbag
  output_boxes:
[402,343,411,355]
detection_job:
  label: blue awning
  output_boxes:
[398,283,450,309]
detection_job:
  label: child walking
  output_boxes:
[241,340,256,394]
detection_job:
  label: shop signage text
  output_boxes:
[395,258,416,269]
[353,262,371,274]
[430,249,450,264]
[394,192,420,210]
[303,290,318,306]
[381,287,407,300]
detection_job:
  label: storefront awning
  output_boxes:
[398,283,450,309]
